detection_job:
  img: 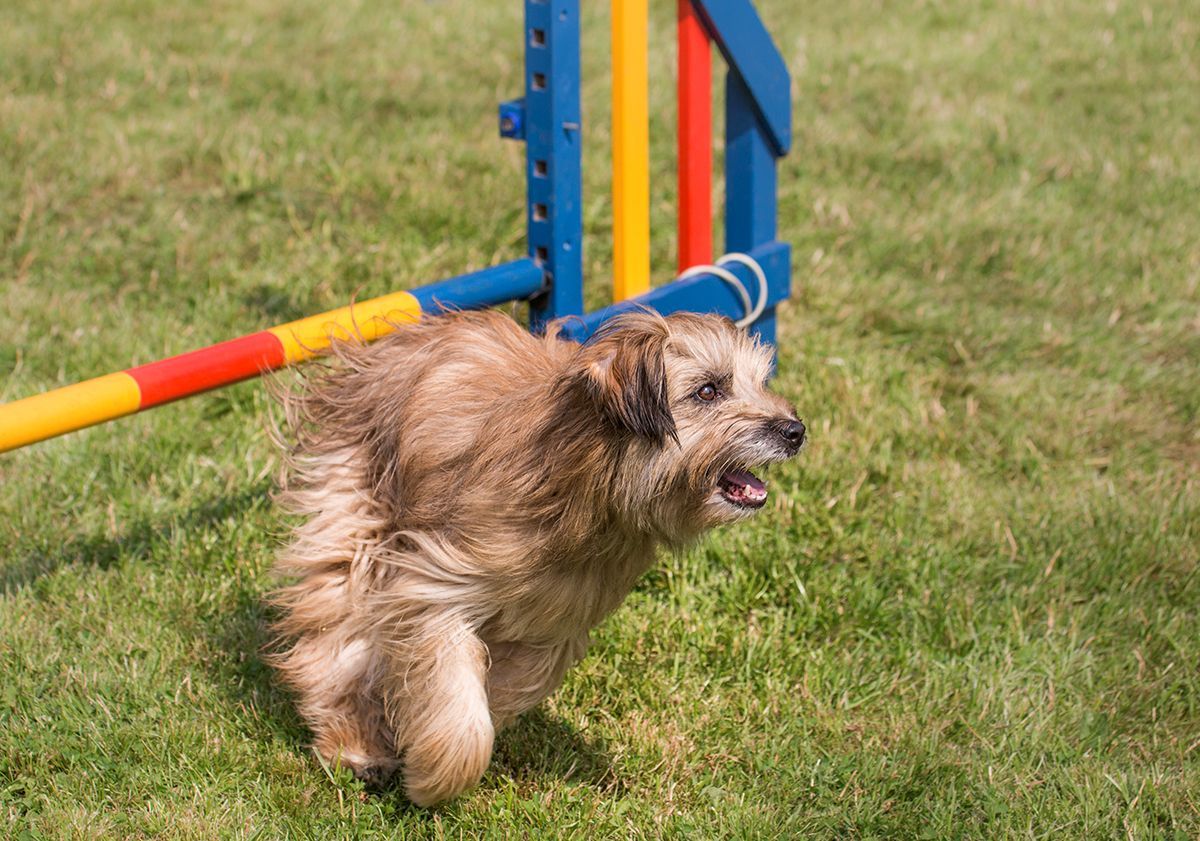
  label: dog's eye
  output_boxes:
[695,383,718,402]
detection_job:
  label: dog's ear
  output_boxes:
[574,312,677,445]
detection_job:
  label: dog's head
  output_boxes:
[572,310,804,539]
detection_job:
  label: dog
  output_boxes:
[269,308,805,806]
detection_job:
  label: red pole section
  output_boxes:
[0,290,420,453]
[676,0,712,273]
[128,332,287,409]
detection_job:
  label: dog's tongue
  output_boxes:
[719,468,768,507]
[723,468,765,494]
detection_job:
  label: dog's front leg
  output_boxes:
[388,614,494,807]
[485,636,589,729]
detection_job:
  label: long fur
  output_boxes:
[269,309,803,805]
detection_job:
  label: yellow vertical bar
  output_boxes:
[611,0,650,301]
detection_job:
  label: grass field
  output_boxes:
[2,0,1198,837]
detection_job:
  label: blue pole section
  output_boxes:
[409,259,546,314]
[525,0,584,331]
[725,69,785,349]
[559,241,791,341]
[691,0,791,156]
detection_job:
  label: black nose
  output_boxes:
[778,419,806,449]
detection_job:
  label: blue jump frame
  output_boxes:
[426,0,791,344]
[0,0,792,456]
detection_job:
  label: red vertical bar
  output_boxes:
[677,0,712,273]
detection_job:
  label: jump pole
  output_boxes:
[0,261,543,453]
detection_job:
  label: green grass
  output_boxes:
[2,0,1198,836]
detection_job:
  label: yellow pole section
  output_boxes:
[0,372,141,454]
[268,290,421,364]
[611,0,650,301]
[0,290,423,455]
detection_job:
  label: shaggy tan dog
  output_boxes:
[270,309,805,805]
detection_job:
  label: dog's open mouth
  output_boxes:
[717,468,768,509]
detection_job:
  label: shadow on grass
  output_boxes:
[0,483,272,596]
[242,283,310,324]
[203,582,311,751]
[339,707,617,816]
[489,707,615,792]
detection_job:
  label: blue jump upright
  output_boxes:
[500,0,793,346]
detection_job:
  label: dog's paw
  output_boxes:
[321,747,399,789]
[353,760,398,789]
[403,720,495,807]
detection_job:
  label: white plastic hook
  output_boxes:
[676,252,769,328]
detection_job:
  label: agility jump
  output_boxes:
[0,0,791,454]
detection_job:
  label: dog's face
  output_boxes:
[575,311,805,539]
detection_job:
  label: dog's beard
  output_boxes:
[712,431,801,514]
[629,431,797,538]
[703,444,792,525]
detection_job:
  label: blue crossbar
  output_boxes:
[409,259,546,314]
[559,241,791,341]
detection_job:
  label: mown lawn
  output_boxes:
[2,0,1198,837]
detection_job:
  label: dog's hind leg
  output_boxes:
[485,636,589,730]
[386,615,494,807]
[280,634,400,785]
